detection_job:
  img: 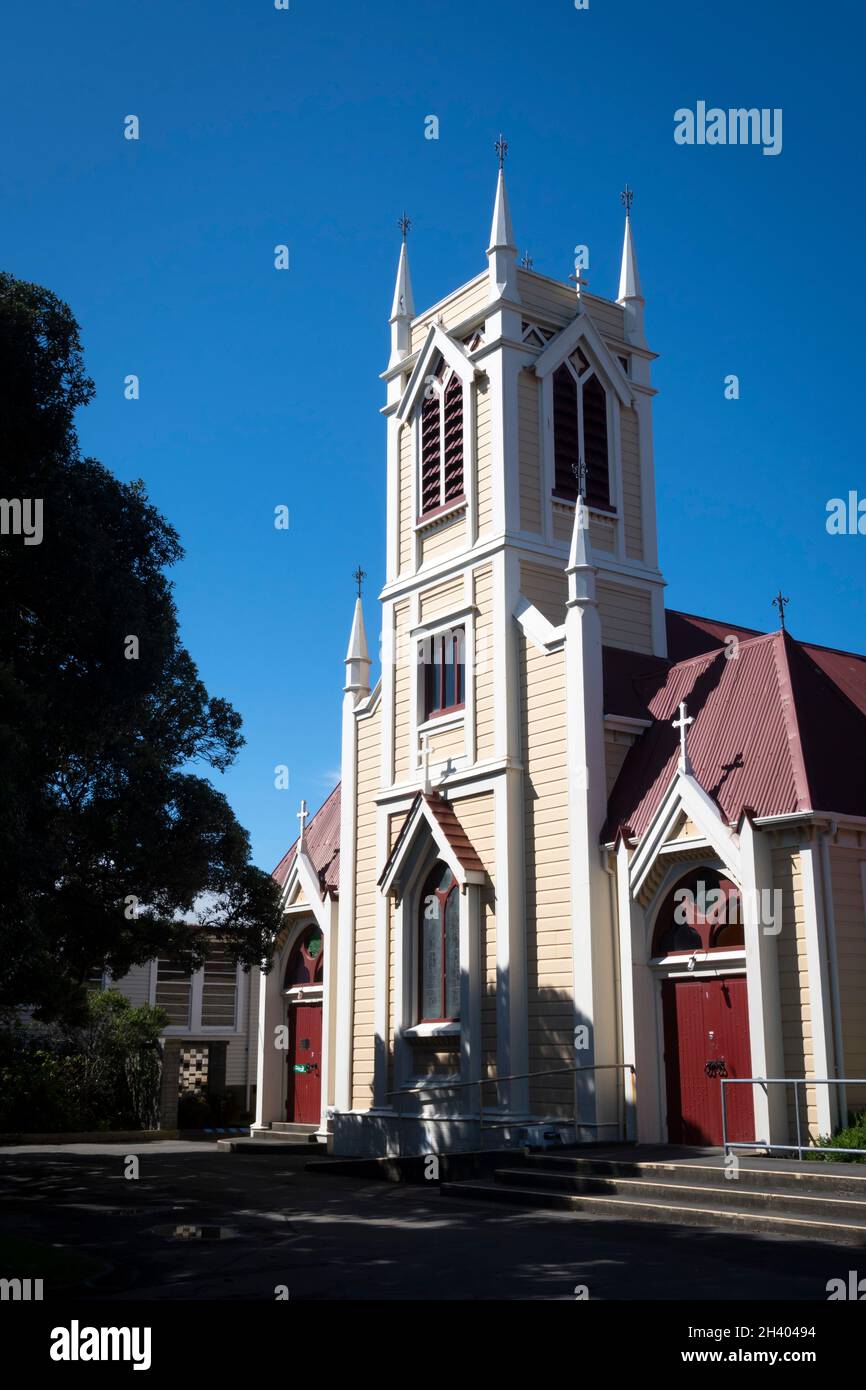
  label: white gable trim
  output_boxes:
[396,324,477,424]
[628,771,741,898]
[533,309,633,407]
[514,594,565,653]
[380,796,485,900]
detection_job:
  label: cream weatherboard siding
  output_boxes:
[351,704,382,1109]
[773,847,818,1133]
[830,848,866,1111]
[409,273,488,354]
[518,370,541,534]
[519,559,567,626]
[419,575,463,622]
[520,636,573,1115]
[476,376,493,535]
[398,422,413,575]
[473,564,495,760]
[419,512,467,567]
[604,728,637,798]
[392,602,412,783]
[620,405,643,560]
[597,581,653,653]
[450,791,497,1082]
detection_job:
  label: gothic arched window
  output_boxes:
[284,925,324,988]
[419,862,460,1021]
[552,350,611,509]
[419,360,464,517]
[651,868,745,957]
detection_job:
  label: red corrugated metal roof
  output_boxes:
[272,783,341,895]
[378,790,485,887]
[604,623,866,841]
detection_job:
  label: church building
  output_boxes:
[253,147,866,1157]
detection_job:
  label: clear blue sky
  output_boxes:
[3,1,864,872]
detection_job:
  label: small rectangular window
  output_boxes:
[201,946,238,1028]
[422,627,465,720]
[155,959,192,1027]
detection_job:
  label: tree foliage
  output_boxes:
[0,273,281,1020]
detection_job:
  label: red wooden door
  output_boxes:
[662,977,754,1145]
[287,1002,322,1124]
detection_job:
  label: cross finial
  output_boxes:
[398,212,411,242]
[569,268,589,298]
[571,455,587,499]
[772,589,789,631]
[495,133,508,169]
[353,565,366,599]
[621,184,634,217]
[672,701,694,774]
[420,732,432,794]
[520,249,534,270]
[296,798,309,848]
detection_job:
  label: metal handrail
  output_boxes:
[721,1076,866,1161]
[384,1061,637,1158]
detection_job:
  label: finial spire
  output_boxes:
[617,186,645,346]
[772,589,789,631]
[389,216,415,365]
[296,798,309,850]
[487,135,518,299]
[672,701,694,775]
[344,578,371,698]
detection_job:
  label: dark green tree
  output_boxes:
[0,272,281,1020]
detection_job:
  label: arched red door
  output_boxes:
[284,926,324,1125]
[654,870,755,1146]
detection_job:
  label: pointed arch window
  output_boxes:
[552,349,611,509]
[419,862,460,1022]
[652,869,745,957]
[419,359,465,518]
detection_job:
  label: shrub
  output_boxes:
[0,991,167,1133]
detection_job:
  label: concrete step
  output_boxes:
[523,1154,866,1198]
[217,1136,325,1154]
[493,1167,866,1223]
[439,1178,866,1245]
[270,1123,319,1136]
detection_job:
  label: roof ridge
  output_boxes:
[658,628,776,678]
[771,630,813,812]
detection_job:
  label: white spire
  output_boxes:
[617,190,646,346]
[566,496,597,607]
[488,168,516,254]
[486,136,518,300]
[344,595,371,697]
[389,216,414,366]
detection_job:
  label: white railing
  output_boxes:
[721,1076,866,1161]
[385,1062,637,1158]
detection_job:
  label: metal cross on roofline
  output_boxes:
[398,212,411,241]
[495,133,508,168]
[772,589,789,631]
[621,184,634,217]
[672,701,694,774]
[353,566,367,599]
[521,250,534,269]
[296,799,308,847]
[571,455,588,499]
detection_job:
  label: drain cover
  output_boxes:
[153,1224,239,1241]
